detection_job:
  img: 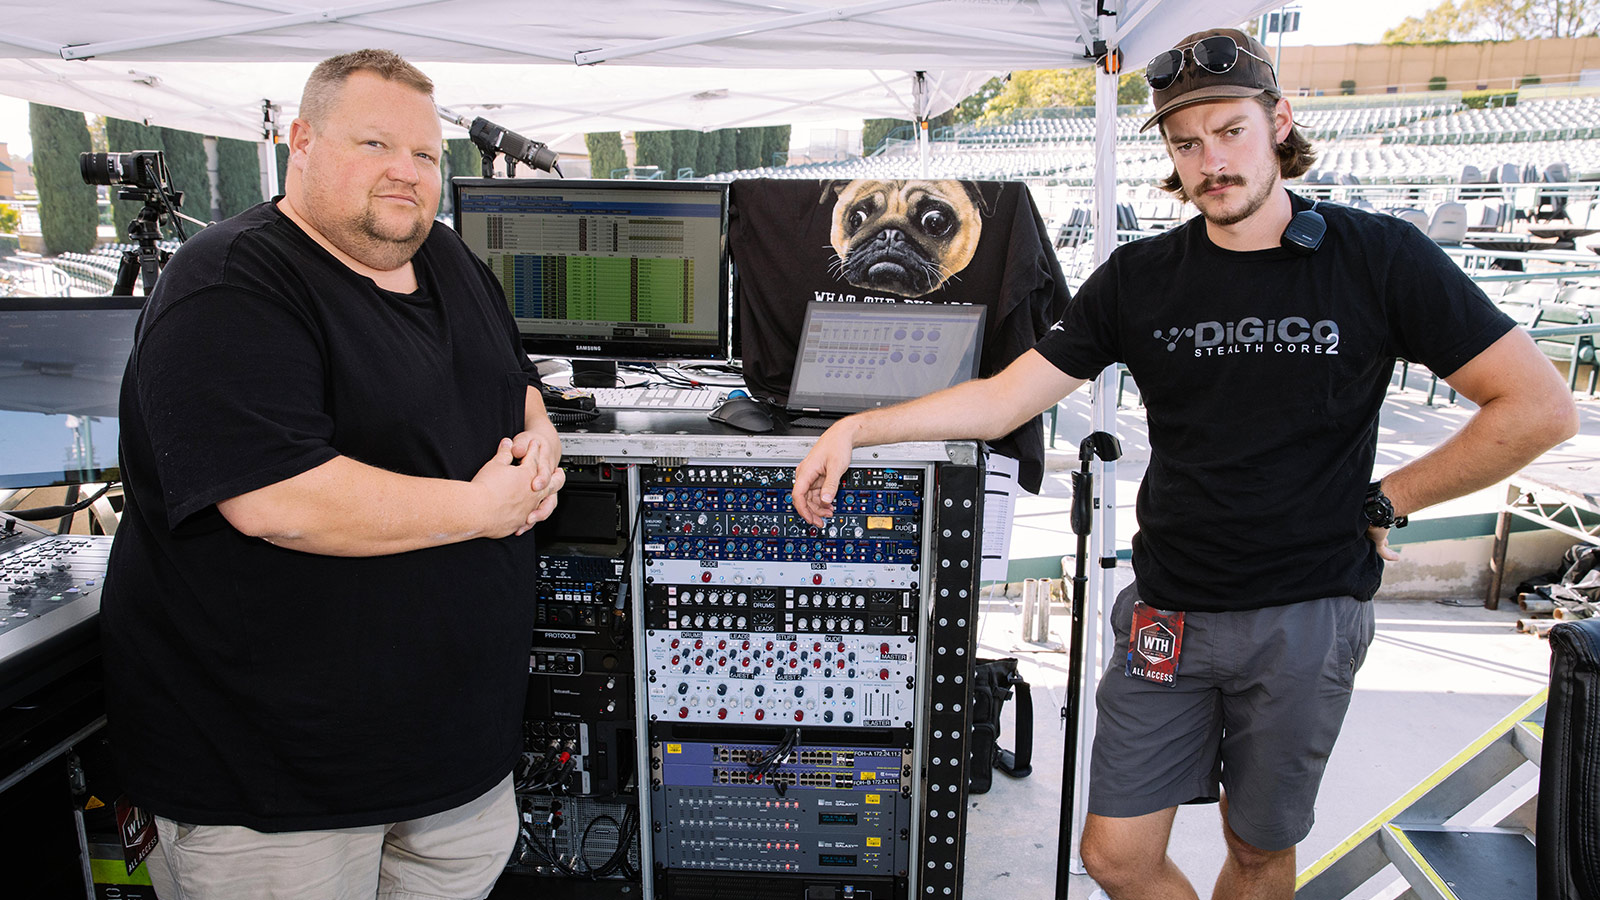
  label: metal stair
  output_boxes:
[1296,691,1547,900]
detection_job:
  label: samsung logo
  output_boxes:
[576,344,603,352]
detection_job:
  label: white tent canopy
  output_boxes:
[0,0,1279,139]
[0,0,1285,875]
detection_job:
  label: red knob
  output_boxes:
[678,706,689,718]
[880,668,890,680]
[794,710,804,721]
[755,709,766,721]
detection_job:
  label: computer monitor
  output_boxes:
[452,178,731,386]
[0,296,142,490]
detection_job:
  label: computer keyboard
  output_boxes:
[582,386,728,411]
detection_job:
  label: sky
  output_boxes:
[0,0,1444,161]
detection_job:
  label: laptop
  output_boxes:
[782,301,987,428]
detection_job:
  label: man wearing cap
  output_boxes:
[792,26,1576,900]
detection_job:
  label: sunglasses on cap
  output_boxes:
[1144,35,1275,91]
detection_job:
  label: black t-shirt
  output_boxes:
[102,201,543,831]
[729,179,1072,492]
[1035,192,1514,612]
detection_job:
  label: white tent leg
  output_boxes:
[913,70,930,178]
[1070,54,1123,879]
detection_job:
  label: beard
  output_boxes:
[1191,170,1276,228]
[341,201,431,271]
[298,167,434,273]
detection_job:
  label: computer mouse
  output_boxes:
[708,396,776,433]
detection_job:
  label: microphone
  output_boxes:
[454,114,559,174]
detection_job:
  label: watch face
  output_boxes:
[1364,493,1395,528]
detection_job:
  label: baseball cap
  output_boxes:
[1140,28,1279,132]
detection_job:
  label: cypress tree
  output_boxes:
[763,125,791,168]
[104,117,165,241]
[694,129,719,177]
[716,129,737,174]
[584,132,625,179]
[157,127,210,227]
[216,138,264,218]
[632,130,674,177]
[275,143,290,195]
[28,103,97,255]
[734,128,762,171]
[446,138,481,182]
[672,130,701,178]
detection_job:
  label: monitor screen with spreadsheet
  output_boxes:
[452,178,730,365]
[0,296,143,490]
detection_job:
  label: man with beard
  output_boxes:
[101,50,563,899]
[792,27,1577,900]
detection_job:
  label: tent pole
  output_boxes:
[1070,46,1124,887]
[260,100,280,199]
[913,70,930,178]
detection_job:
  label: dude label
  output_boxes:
[1126,601,1184,687]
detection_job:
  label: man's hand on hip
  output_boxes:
[1366,526,1400,562]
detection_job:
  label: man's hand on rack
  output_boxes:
[792,420,858,527]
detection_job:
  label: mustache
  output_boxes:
[1198,173,1246,194]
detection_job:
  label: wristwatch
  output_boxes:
[1364,481,1407,529]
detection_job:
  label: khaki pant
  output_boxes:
[144,774,517,900]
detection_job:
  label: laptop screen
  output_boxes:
[786,301,986,414]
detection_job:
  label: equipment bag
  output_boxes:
[967,657,1033,794]
[1539,617,1600,899]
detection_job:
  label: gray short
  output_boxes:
[1087,581,1376,852]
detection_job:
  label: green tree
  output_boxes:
[158,127,210,224]
[446,138,481,182]
[275,143,289,193]
[733,128,762,170]
[0,206,20,234]
[1383,0,1596,41]
[951,77,1005,123]
[673,129,701,177]
[633,130,674,176]
[216,138,264,218]
[105,117,165,241]
[763,125,792,167]
[694,129,720,177]
[863,118,910,155]
[29,103,97,255]
[716,129,737,173]
[584,132,625,179]
[1384,1,1468,40]
[1525,0,1599,37]
[979,68,1148,123]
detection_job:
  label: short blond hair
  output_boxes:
[298,49,434,127]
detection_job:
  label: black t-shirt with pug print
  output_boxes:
[1035,192,1515,613]
[729,178,1072,493]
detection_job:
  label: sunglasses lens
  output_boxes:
[1191,36,1240,74]
[1145,49,1183,90]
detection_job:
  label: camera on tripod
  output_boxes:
[79,151,171,193]
[78,149,189,296]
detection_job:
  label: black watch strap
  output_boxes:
[1364,481,1407,529]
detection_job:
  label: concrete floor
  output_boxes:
[962,378,1600,898]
